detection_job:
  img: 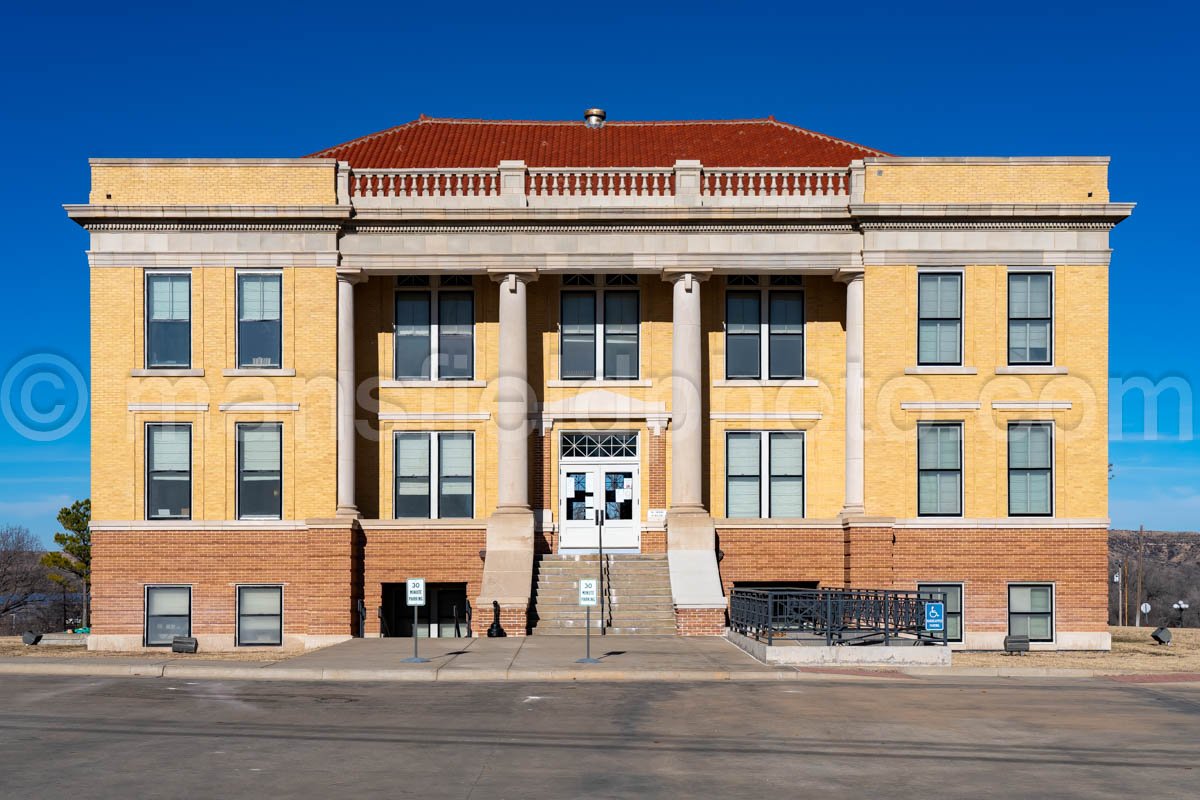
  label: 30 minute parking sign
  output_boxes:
[406,578,426,607]
[578,578,599,607]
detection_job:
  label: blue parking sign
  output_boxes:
[925,601,945,632]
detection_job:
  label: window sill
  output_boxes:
[904,366,978,375]
[131,368,204,377]
[366,518,485,530]
[380,379,486,388]
[547,379,652,388]
[223,368,296,377]
[713,379,819,388]
[995,366,1068,375]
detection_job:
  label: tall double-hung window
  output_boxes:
[725,431,804,518]
[917,422,962,516]
[1008,272,1053,365]
[917,273,962,365]
[724,276,804,380]
[237,272,282,368]
[1008,422,1053,516]
[560,275,639,380]
[146,273,191,368]
[395,276,474,380]
[395,432,474,519]
[146,423,191,520]
[237,423,282,520]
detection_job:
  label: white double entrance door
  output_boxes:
[558,462,640,553]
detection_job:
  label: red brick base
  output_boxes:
[675,606,726,635]
[470,604,529,637]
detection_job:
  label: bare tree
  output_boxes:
[0,525,50,619]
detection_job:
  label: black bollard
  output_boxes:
[487,600,507,637]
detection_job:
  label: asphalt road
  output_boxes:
[0,675,1197,799]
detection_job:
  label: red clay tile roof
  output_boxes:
[307,116,888,168]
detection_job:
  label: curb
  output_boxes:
[4,660,1200,684]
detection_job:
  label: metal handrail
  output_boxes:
[729,588,949,646]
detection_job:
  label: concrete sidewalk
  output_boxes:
[2,636,1199,683]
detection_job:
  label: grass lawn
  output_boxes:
[952,626,1200,673]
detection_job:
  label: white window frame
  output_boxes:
[1006,268,1054,366]
[1007,421,1055,517]
[235,421,284,521]
[235,584,284,647]
[1008,582,1056,643]
[144,584,192,647]
[394,277,475,381]
[145,421,192,521]
[393,431,476,519]
[724,430,806,519]
[235,269,284,370]
[724,278,806,381]
[144,270,192,369]
[559,276,641,381]
[916,421,964,518]
[917,582,965,643]
[916,268,964,367]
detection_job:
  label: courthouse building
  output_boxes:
[68,111,1132,650]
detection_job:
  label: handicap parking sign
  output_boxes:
[924,601,945,632]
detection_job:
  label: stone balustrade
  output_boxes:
[346,161,853,209]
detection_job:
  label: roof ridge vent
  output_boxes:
[584,108,606,129]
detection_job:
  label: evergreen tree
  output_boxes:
[41,499,90,630]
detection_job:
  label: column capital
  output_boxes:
[660,268,712,289]
[487,269,539,289]
[834,267,865,284]
[336,269,367,285]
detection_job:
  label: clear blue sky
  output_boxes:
[1,1,1197,543]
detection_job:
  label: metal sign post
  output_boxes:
[595,508,605,636]
[577,578,600,664]
[402,578,429,663]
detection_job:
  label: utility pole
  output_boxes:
[1135,526,1145,627]
[1122,555,1130,627]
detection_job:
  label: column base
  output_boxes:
[335,505,361,518]
[665,508,725,608]
[475,508,535,636]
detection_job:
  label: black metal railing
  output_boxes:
[729,588,949,646]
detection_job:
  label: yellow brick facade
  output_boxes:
[91,266,337,521]
[863,264,1108,519]
[862,160,1110,204]
[89,160,338,206]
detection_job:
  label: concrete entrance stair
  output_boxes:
[532,554,676,635]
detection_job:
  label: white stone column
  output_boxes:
[478,271,537,632]
[662,271,725,615]
[840,270,866,515]
[669,271,705,511]
[336,272,359,517]
[495,272,532,510]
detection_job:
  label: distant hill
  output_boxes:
[1109,530,1200,627]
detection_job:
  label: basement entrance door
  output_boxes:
[558,432,640,554]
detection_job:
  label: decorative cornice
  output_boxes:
[350,222,857,234]
[86,223,342,232]
[377,412,490,421]
[90,252,340,268]
[709,412,823,422]
[860,221,1118,231]
[218,403,300,412]
[127,403,208,413]
[899,402,981,412]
